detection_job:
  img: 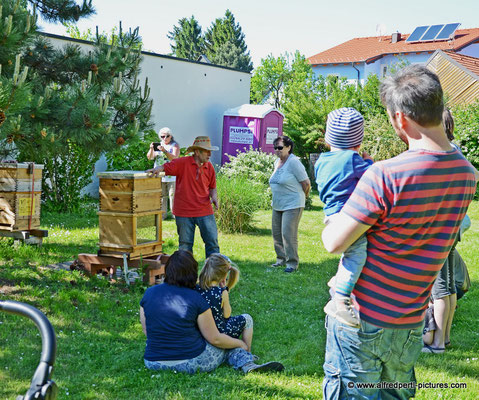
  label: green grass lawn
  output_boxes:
[0,198,478,399]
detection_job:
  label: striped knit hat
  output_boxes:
[325,107,364,149]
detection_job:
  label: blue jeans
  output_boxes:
[144,343,253,374]
[175,214,219,258]
[323,315,423,400]
[335,233,367,296]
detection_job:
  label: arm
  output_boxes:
[322,211,371,254]
[146,164,164,177]
[210,188,219,210]
[161,143,180,162]
[221,290,232,319]
[197,309,247,350]
[147,143,156,160]
[140,306,147,336]
[300,178,311,197]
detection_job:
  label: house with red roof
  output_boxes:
[307,25,479,84]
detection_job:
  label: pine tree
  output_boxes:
[28,0,94,22]
[0,0,153,211]
[203,10,252,72]
[212,42,252,73]
[167,16,205,60]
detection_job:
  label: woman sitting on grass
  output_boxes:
[140,250,283,374]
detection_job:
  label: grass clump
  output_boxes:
[215,175,265,233]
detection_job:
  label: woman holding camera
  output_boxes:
[147,127,180,219]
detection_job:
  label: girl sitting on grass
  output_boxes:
[196,254,253,352]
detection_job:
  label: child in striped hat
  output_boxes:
[314,107,373,327]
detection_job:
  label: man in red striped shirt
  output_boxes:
[321,65,477,399]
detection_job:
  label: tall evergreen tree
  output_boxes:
[167,16,205,60]
[28,0,94,22]
[204,10,252,72]
[0,0,153,211]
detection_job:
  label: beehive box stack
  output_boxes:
[0,163,43,231]
[97,171,163,258]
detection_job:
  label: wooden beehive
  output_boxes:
[0,163,43,231]
[97,171,163,258]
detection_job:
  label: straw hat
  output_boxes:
[186,136,219,153]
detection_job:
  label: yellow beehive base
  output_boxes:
[98,210,163,260]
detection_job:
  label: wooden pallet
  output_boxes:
[0,228,48,245]
[78,253,169,285]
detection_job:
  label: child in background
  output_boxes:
[422,108,474,353]
[196,254,254,351]
[314,107,373,327]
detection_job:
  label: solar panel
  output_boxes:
[420,25,445,41]
[435,23,461,40]
[406,26,429,42]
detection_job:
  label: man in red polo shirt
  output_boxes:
[148,136,220,257]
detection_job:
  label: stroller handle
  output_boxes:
[0,300,56,364]
[0,300,57,400]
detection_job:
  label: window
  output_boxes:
[382,65,388,78]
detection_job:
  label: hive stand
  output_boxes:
[0,229,48,246]
[77,253,169,285]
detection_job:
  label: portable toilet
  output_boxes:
[222,104,284,164]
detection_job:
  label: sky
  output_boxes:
[39,0,479,69]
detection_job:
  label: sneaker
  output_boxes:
[243,361,284,373]
[284,267,297,273]
[324,297,360,328]
[270,261,285,268]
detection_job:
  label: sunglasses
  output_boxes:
[274,146,284,150]
[160,135,170,139]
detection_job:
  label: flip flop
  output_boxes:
[421,344,445,354]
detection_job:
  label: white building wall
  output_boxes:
[45,34,251,194]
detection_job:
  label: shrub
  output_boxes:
[105,129,158,171]
[40,142,99,212]
[220,147,276,185]
[452,101,479,169]
[215,175,264,233]
[220,148,276,209]
[362,114,406,161]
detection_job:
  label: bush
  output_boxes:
[220,148,276,209]
[215,175,264,233]
[452,101,479,169]
[40,142,99,212]
[362,114,406,161]
[105,129,158,171]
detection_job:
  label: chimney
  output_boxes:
[391,32,401,43]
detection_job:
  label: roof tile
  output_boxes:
[308,28,479,65]
[444,50,479,77]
